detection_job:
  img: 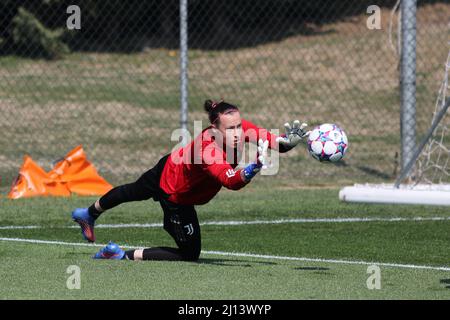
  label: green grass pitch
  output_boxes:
[1,187,450,299]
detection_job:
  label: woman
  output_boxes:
[72,100,308,261]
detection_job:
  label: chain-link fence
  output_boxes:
[0,0,449,192]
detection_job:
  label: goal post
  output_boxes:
[395,97,450,188]
[339,1,450,206]
[340,51,450,206]
[340,54,450,205]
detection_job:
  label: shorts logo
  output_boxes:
[184,223,194,235]
[226,169,236,178]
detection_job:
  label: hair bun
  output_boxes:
[204,99,214,113]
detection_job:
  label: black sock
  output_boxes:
[123,248,181,261]
[142,247,188,261]
[123,248,197,261]
[88,204,102,220]
[125,250,135,260]
[124,249,180,261]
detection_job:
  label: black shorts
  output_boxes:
[135,154,201,260]
[133,153,171,202]
[98,154,201,260]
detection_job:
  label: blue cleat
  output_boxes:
[93,241,125,260]
[72,208,96,243]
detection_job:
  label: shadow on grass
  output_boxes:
[60,251,93,258]
[440,279,450,289]
[294,266,330,271]
[355,165,394,180]
[197,258,277,267]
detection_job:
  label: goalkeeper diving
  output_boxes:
[72,100,308,261]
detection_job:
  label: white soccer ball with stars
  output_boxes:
[307,123,348,162]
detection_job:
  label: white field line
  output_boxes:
[1,216,450,230]
[0,226,42,230]
[0,236,449,272]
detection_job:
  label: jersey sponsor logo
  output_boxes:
[184,223,194,236]
[226,169,236,178]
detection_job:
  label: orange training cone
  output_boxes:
[48,145,113,196]
[7,155,70,199]
[8,146,113,199]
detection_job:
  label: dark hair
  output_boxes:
[204,99,239,124]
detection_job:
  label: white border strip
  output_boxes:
[340,186,450,206]
[0,236,449,272]
[1,216,450,230]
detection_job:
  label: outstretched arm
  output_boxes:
[276,120,309,150]
[202,139,269,188]
[203,162,248,190]
[242,119,309,153]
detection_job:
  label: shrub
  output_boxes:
[12,7,69,59]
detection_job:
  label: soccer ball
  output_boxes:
[307,123,348,162]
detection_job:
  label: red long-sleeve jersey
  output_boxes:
[159,119,289,205]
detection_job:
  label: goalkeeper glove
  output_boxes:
[243,139,269,181]
[276,120,309,148]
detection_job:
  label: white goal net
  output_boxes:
[340,49,450,206]
[413,51,450,186]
